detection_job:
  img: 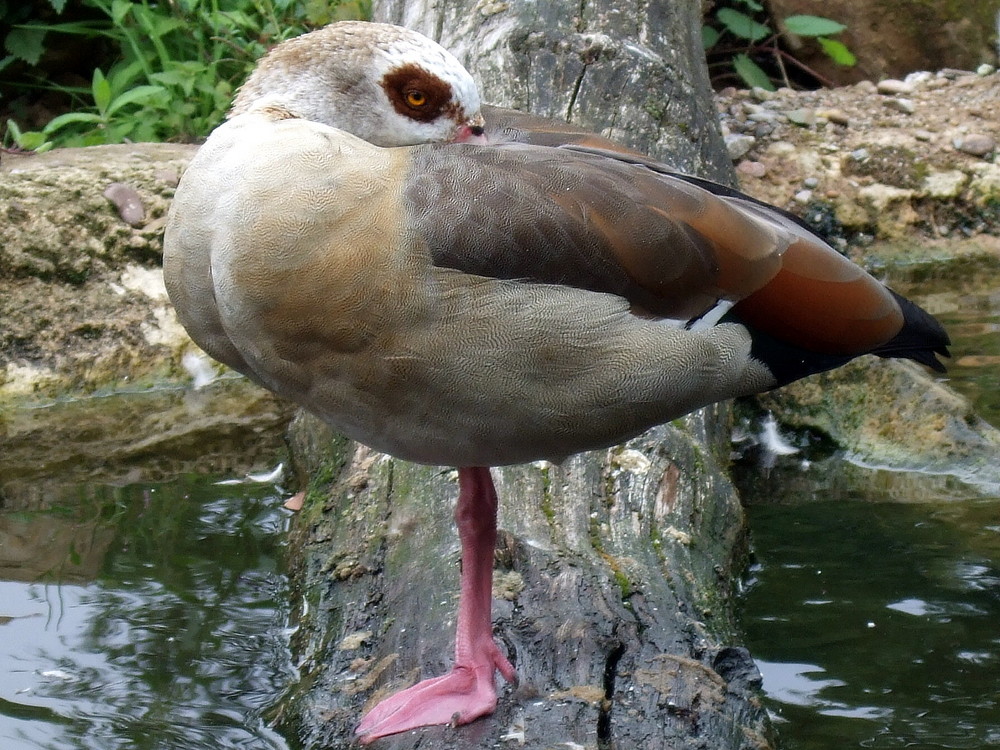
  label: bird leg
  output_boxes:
[356,466,517,742]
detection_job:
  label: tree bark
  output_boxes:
[275,1,774,749]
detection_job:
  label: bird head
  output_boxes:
[229,21,485,147]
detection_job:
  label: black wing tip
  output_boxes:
[874,289,952,373]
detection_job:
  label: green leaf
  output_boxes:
[48,0,68,12]
[716,8,772,42]
[42,111,103,134]
[783,15,847,37]
[818,37,857,66]
[733,53,774,90]
[0,54,15,75]
[701,25,720,50]
[106,84,168,115]
[734,0,764,10]
[5,27,47,65]
[5,118,23,142]
[111,0,132,25]
[92,68,112,114]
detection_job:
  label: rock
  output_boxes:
[817,108,850,126]
[922,170,968,199]
[736,160,767,178]
[977,64,996,76]
[859,183,916,210]
[724,133,755,160]
[953,133,996,157]
[103,182,146,227]
[884,97,916,114]
[877,78,914,95]
[785,108,816,127]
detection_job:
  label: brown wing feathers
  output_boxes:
[414,111,949,380]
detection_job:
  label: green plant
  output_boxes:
[2,0,370,151]
[703,0,856,90]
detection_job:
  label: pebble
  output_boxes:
[913,129,934,141]
[905,71,933,86]
[876,78,914,95]
[977,63,996,76]
[103,182,146,227]
[785,108,816,127]
[725,133,756,160]
[753,121,775,138]
[884,97,916,114]
[817,108,850,126]
[953,133,996,157]
[736,160,767,178]
[803,177,819,189]
[748,110,782,124]
[793,189,813,204]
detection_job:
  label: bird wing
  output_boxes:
[403,137,907,355]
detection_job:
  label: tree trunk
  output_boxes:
[275,1,774,749]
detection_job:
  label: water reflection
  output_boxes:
[0,383,296,750]
[742,497,1000,750]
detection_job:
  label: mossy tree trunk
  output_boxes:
[274,1,774,748]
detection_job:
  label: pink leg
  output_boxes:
[355,466,517,742]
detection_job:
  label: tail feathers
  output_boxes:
[735,290,950,389]
[872,289,951,373]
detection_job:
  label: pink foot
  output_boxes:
[354,467,516,743]
[355,643,515,742]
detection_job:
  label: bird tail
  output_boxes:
[735,289,950,389]
[871,289,951,373]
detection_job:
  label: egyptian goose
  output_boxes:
[162,20,949,742]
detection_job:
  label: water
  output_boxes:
[739,271,1000,750]
[0,385,297,750]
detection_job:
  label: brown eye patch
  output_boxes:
[381,63,455,122]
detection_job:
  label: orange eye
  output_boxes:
[405,90,427,107]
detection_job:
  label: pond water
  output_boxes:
[737,272,1000,750]
[0,384,296,750]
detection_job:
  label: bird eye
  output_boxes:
[405,90,427,107]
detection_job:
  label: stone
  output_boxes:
[817,108,850,126]
[725,133,755,160]
[877,78,914,95]
[922,170,968,199]
[736,160,767,178]
[785,108,817,127]
[953,133,996,157]
[884,97,916,114]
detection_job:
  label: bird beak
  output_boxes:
[453,113,487,144]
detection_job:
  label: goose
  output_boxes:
[162,20,949,741]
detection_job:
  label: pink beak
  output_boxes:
[454,114,488,144]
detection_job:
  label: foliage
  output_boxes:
[703,0,856,91]
[1,0,370,151]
